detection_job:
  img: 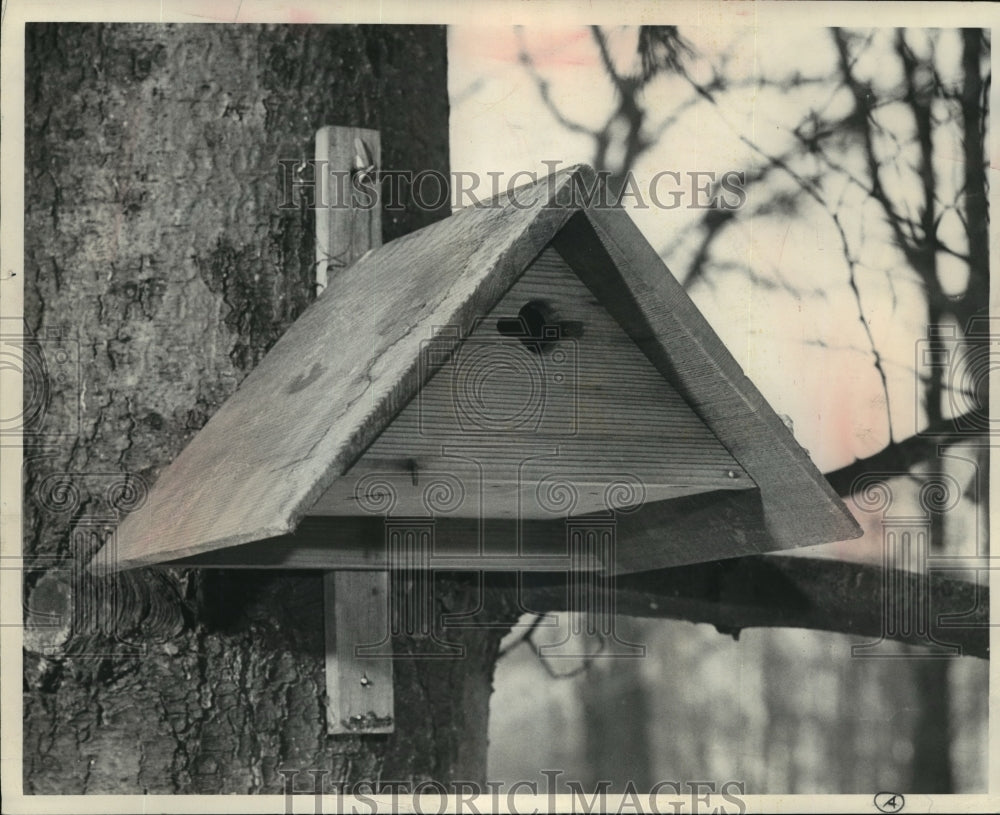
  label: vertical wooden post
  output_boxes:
[315,125,382,294]
[324,571,394,733]
[316,126,394,733]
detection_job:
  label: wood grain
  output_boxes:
[315,126,381,292]
[159,490,768,573]
[313,246,752,519]
[101,167,590,570]
[316,126,393,736]
[324,570,394,734]
[162,515,595,570]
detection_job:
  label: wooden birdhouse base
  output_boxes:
[166,485,768,574]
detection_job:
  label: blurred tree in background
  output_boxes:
[492,25,990,793]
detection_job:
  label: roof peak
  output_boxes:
[451,163,606,213]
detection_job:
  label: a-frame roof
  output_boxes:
[100,165,861,572]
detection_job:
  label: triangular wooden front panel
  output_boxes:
[310,246,754,521]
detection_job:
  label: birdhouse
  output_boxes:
[93,161,860,733]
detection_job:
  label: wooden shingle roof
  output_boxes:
[99,165,861,573]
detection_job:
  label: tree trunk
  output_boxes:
[907,471,954,793]
[579,618,653,791]
[909,660,954,793]
[22,22,514,794]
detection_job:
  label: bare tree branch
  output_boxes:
[590,24,628,93]
[515,27,596,138]
[824,408,984,496]
[829,206,896,442]
[511,555,987,659]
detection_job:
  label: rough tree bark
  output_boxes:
[21,23,519,794]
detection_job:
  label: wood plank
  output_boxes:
[311,470,723,519]
[324,571,394,734]
[161,489,766,573]
[610,487,770,573]
[164,516,596,570]
[315,126,381,293]
[317,126,393,736]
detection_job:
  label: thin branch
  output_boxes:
[673,51,900,440]
[497,612,546,658]
[832,29,923,274]
[515,27,596,138]
[829,208,895,441]
[590,25,627,94]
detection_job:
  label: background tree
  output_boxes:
[669,26,989,794]
[506,24,990,793]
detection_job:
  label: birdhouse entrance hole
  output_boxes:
[497,299,559,353]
